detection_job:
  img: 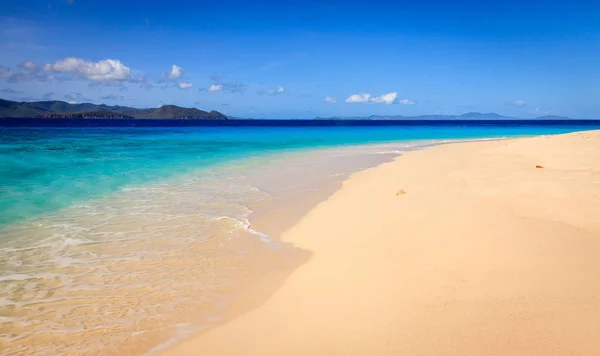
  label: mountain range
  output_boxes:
[0,98,227,119]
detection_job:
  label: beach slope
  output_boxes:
[165,130,600,356]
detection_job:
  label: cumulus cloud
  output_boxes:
[346,92,415,105]
[324,96,337,103]
[345,93,372,103]
[43,57,131,81]
[178,82,193,89]
[101,94,124,101]
[165,65,183,80]
[506,99,526,108]
[19,61,35,70]
[1,88,21,94]
[370,92,399,105]
[208,84,223,92]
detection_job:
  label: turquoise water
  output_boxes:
[1,124,598,226]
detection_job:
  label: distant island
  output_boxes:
[0,98,227,119]
[314,112,573,120]
[534,115,572,120]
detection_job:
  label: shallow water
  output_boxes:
[3,124,598,227]
[1,122,599,354]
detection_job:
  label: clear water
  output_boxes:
[2,123,598,227]
[0,121,599,355]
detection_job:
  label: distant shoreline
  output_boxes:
[1,98,595,121]
[314,113,574,121]
[2,117,600,128]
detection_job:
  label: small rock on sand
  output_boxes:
[536,165,544,169]
[396,190,407,196]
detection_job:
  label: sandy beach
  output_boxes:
[163,130,600,356]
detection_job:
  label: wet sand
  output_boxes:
[164,130,600,356]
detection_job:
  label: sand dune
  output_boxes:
[165,130,600,356]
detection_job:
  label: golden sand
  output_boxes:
[165,130,600,355]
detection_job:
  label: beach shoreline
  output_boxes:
[0,136,476,355]
[144,140,440,354]
[162,130,600,356]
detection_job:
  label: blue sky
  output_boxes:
[0,0,598,119]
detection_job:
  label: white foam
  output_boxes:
[214,216,273,243]
[247,228,273,243]
[215,216,249,228]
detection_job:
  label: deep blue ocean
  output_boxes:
[1,119,599,226]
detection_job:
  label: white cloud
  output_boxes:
[267,86,285,95]
[398,99,416,105]
[345,93,372,103]
[42,57,131,81]
[208,84,223,92]
[258,86,286,95]
[324,96,337,103]
[205,79,246,93]
[19,61,36,70]
[166,64,183,80]
[370,92,398,105]
[346,92,415,105]
[178,82,193,89]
